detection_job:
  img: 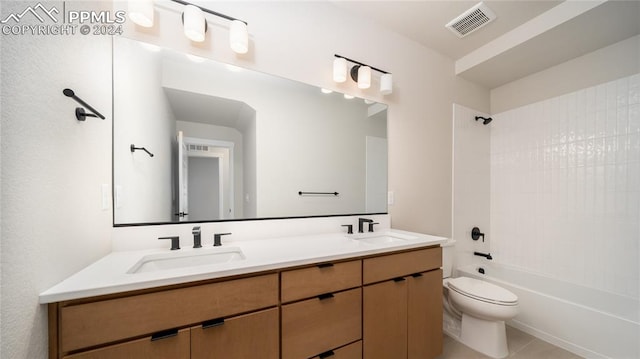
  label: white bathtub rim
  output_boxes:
[457,263,639,326]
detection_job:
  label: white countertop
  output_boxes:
[39,229,446,303]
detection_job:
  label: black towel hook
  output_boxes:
[131,144,154,157]
[63,88,105,121]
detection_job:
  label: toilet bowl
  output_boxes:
[441,240,519,359]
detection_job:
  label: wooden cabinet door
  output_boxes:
[191,307,279,359]
[63,329,190,359]
[363,278,408,359]
[408,269,443,359]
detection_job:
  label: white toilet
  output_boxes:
[441,240,519,359]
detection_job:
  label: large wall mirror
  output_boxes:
[113,37,388,225]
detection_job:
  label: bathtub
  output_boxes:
[457,263,639,359]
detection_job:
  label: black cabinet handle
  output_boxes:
[202,318,225,329]
[151,328,178,341]
[319,350,335,358]
[411,273,423,278]
[393,277,406,282]
[318,293,335,300]
[317,263,334,269]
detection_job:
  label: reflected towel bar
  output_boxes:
[298,191,339,196]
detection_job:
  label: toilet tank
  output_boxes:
[441,239,456,278]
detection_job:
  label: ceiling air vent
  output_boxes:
[446,2,496,38]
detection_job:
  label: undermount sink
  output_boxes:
[128,247,245,274]
[349,231,418,245]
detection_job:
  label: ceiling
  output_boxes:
[330,0,640,89]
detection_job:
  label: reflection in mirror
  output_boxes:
[113,37,388,225]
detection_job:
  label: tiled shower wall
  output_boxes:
[490,73,640,298]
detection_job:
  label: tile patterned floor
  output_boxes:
[436,326,584,359]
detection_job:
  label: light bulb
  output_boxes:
[380,73,393,95]
[183,5,206,42]
[358,66,371,89]
[229,20,249,54]
[333,57,347,83]
[128,0,154,28]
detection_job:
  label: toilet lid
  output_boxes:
[448,277,518,305]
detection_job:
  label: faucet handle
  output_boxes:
[159,236,180,250]
[213,232,232,247]
[368,222,379,232]
[341,224,353,234]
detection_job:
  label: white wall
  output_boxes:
[491,35,640,114]
[113,37,176,223]
[452,104,492,270]
[0,2,113,358]
[490,73,640,298]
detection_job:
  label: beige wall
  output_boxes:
[491,35,640,114]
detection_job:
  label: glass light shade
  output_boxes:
[380,73,393,95]
[357,66,371,89]
[183,5,206,42]
[229,20,249,54]
[128,0,154,28]
[333,57,347,83]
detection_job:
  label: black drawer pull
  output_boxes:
[317,263,334,269]
[150,328,178,341]
[411,273,423,278]
[319,350,335,358]
[393,277,406,282]
[202,318,225,329]
[318,293,335,300]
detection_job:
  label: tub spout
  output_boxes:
[474,251,492,260]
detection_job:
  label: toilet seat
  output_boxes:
[448,277,518,306]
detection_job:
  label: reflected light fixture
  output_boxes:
[170,0,249,53]
[128,0,154,28]
[334,54,392,95]
[321,88,333,94]
[344,94,355,99]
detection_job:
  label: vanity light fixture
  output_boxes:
[321,88,333,94]
[344,94,355,99]
[182,4,206,42]
[333,54,392,95]
[333,57,348,83]
[170,0,249,53]
[128,0,155,28]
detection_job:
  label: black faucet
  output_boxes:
[341,224,353,234]
[368,222,379,232]
[213,232,232,247]
[474,251,492,260]
[159,236,180,250]
[358,218,374,233]
[192,226,202,248]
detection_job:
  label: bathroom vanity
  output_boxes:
[43,230,444,359]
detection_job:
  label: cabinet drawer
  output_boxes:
[191,307,279,359]
[60,274,278,353]
[311,341,362,359]
[281,260,361,302]
[363,247,441,285]
[282,288,362,359]
[63,328,190,359]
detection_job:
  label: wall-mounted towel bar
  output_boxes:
[298,191,339,196]
[62,88,105,121]
[131,144,154,157]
